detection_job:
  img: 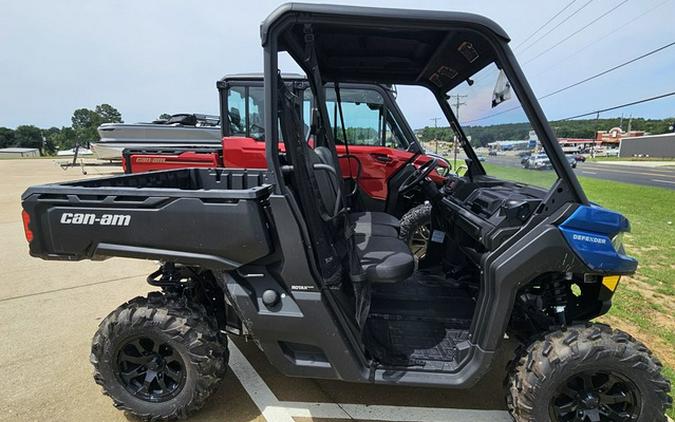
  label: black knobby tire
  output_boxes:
[399,202,432,259]
[90,292,228,421]
[507,323,672,422]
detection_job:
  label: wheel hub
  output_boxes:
[115,336,186,402]
[550,370,640,421]
[579,392,600,410]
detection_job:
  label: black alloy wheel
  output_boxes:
[115,335,187,402]
[507,323,671,422]
[550,370,640,422]
[409,223,431,259]
[91,292,228,420]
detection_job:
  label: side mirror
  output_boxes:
[492,70,512,108]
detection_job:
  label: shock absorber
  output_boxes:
[551,273,572,330]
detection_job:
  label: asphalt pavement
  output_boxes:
[485,155,675,189]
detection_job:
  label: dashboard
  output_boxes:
[439,175,546,254]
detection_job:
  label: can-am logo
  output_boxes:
[59,212,131,226]
[572,233,607,244]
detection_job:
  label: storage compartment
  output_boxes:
[22,168,274,269]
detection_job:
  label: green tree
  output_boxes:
[14,125,44,153]
[95,104,123,124]
[53,127,78,151]
[71,108,101,130]
[71,104,123,144]
[0,127,15,148]
[42,127,61,155]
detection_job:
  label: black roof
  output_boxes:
[260,3,511,92]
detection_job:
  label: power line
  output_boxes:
[560,90,675,120]
[474,0,580,84]
[462,41,675,124]
[513,0,579,50]
[523,0,631,65]
[531,0,672,78]
[538,41,675,100]
[518,0,595,54]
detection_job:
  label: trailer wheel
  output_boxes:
[90,292,228,421]
[399,202,432,259]
[507,323,671,422]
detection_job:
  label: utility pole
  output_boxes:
[627,114,633,133]
[430,117,442,153]
[448,94,467,169]
[592,111,600,159]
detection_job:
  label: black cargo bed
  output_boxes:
[22,168,274,270]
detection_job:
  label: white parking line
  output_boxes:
[228,342,511,422]
[228,342,296,422]
[582,171,598,175]
[652,179,675,185]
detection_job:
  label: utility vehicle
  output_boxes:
[21,4,671,421]
[123,74,449,256]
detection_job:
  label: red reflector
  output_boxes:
[21,209,33,243]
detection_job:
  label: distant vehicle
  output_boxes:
[566,156,577,168]
[523,153,552,170]
[90,113,221,160]
[488,150,497,156]
[517,151,532,158]
[520,152,532,166]
[561,145,583,154]
[477,156,486,162]
[573,154,586,162]
[605,148,620,157]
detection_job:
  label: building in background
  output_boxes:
[596,127,645,147]
[0,147,40,158]
[558,138,597,153]
[619,133,675,158]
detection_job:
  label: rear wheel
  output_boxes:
[91,292,228,421]
[399,202,432,259]
[507,323,671,422]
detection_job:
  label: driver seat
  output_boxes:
[313,146,400,235]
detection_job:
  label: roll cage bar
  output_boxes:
[261,2,588,205]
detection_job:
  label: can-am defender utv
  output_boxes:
[20,3,671,421]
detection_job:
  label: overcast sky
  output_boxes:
[1,0,674,129]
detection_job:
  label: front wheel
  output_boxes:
[507,323,672,421]
[90,292,228,421]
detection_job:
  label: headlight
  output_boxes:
[611,232,625,254]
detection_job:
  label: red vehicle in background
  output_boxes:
[123,74,450,220]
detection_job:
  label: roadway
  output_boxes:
[484,155,675,189]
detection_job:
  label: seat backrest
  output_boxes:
[313,146,340,212]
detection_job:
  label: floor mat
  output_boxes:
[366,318,470,370]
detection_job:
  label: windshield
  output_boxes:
[442,62,558,189]
[305,86,411,150]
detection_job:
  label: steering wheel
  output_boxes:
[398,158,438,194]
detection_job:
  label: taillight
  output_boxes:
[21,209,33,243]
